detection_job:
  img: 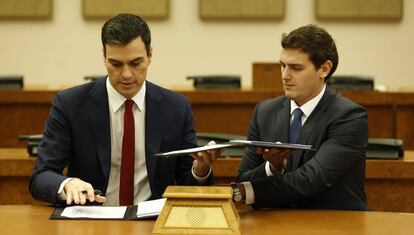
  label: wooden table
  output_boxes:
[213,152,414,213]
[3,88,414,149]
[1,148,414,212]
[0,205,413,235]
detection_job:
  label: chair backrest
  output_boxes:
[366,138,403,159]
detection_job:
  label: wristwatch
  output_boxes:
[232,184,243,202]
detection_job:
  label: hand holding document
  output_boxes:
[155,140,316,157]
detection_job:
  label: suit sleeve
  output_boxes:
[29,93,72,205]
[174,100,214,186]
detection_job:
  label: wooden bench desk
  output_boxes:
[1,148,414,212]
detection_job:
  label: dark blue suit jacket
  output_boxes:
[238,87,369,211]
[29,78,212,205]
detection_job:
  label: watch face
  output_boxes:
[233,188,242,202]
[234,193,242,202]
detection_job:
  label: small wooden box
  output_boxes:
[252,62,282,91]
[153,186,240,235]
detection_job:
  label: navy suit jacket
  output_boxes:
[238,87,369,211]
[29,78,212,205]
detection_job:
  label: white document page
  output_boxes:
[61,206,127,219]
[136,198,166,219]
[154,143,238,157]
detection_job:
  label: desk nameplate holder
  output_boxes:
[152,186,240,235]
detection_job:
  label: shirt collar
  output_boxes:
[290,84,326,118]
[106,77,146,112]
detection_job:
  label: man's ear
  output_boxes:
[320,60,333,80]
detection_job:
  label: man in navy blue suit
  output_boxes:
[232,25,368,210]
[30,14,216,206]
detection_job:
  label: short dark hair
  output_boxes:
[101,13,151,57]
[281,24,338,81]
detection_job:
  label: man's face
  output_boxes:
[104,37,151,99]
[279,48,330,106]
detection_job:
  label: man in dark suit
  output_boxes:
[232,25,369,211]
[29,14,216,206]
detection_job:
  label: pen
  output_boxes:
[81,189,102,196]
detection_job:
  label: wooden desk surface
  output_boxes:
[0,205,413,235]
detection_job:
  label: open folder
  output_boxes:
[50,198,166,220]
[154,140,316,157]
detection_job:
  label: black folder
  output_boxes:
[50,206,157,220]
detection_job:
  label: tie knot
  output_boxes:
[125,99,134,111]
[292,108,303,119]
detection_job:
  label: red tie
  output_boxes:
[119,99,135,206]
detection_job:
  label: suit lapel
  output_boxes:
[271,99,290,143]
[87,78,111,183]
[144,82,163,189]
[291,87,337,169]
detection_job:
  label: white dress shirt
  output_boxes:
[104,78,150,205]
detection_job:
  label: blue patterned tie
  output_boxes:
[289,108,303,143]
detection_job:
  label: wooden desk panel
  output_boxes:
[396,106,414,148]
[0,90,54,148]
[180,89,279,136]
[366,106,395,138]
[2,148,414,212]
[2,89,414,149]
[0,148,36,204]
[0,205,413,235]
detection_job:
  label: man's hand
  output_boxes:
[257,147,292,175]
[64,178,106,205]
[192,141,222,177]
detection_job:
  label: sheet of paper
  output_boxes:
[137,198,166,219]
[154,143,238,157]
[61,206,127,219]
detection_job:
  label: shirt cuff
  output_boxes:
[265,161,274,176]
[57,178,74,201]
[192,166,211,182]
[242,181,255,205]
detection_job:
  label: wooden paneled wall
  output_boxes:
[1,88,414,149]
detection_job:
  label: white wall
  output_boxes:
[0,0,413,90]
